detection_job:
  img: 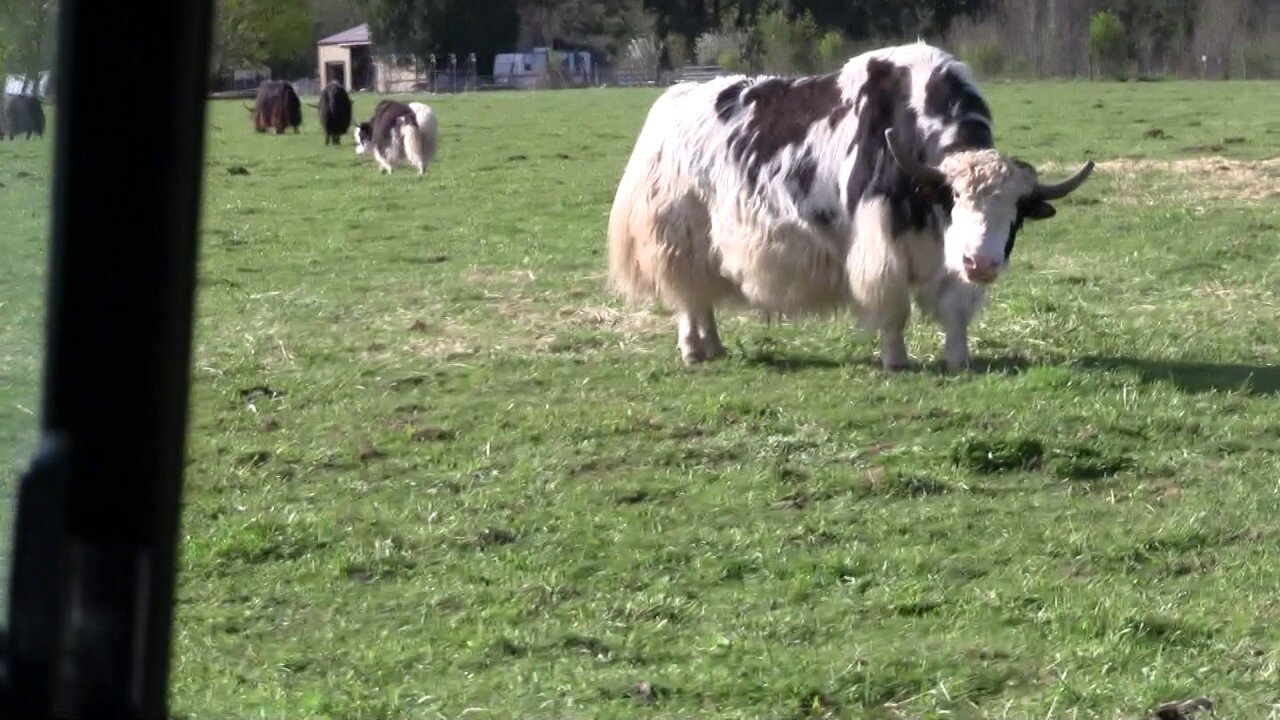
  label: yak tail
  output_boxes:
[413,105,437,167]
[398,115,424,174]
[243,103,253,113]
[307,102,319,109]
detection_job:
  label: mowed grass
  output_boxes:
[3,79,1280,718]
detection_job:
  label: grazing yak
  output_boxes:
[2,94,46,140]
[315,82,352,145]
[607,42,1095,371]
[353,100,437,175]
[246,81,302,134]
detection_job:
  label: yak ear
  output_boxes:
[1020,197,1056,221]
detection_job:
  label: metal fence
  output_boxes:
[217,60,730,101]
[608,65,731,87]
[291,78,322,97]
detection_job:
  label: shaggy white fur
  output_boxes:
[607,41,1084,371]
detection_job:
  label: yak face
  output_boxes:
[939,151,1048,285]
[353,122,373,155]
[885,129,1094,285]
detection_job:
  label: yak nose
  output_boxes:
[963,255,1001,284]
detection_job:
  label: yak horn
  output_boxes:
[884,128,946,187]
[1034,161,1095,200]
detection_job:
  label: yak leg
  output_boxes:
[876,290,911,372]
[849,198,912,371]
[934,280,985,372]
[661,201,732,366]
[373,147,395,174]
[697,308,725,361]
[676,312,704,364]
[675,308,726,365]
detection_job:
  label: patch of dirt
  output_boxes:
[1048,445,1134,481]
[474,527,517,548]
[951,436,1045,473]
[617,489,651,505]
[1149,696,1215,720]
[239,385,284,402]
[356,443,386,462]
[554,305,668,339]
[234,450,271,468]
[411,427,453,442]
[466,267,538,286]
[1046,155,1280,203]
[404,336,477,360]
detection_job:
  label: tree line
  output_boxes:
[362,0,1278,80]
[0,0,57,93]
[1,0,1274,91]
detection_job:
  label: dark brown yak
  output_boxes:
[246,81,302,134]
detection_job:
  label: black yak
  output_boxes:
[315,82,352,145]
[246,81,301,134]
[2,94,46,140]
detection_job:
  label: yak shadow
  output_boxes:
[1077,356,1280,396]
[956,355,1035,376]
[741,349,845,373]
[739,350,1036,375]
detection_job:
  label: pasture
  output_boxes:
[2,79,1280,718]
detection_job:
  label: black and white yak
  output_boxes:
[353,99,437,175]
[314,82,352,145]
[246,80,302,134]
[608,42,1095,371]
[2,94,46,140]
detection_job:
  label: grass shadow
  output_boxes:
[743,350,845,373]
[1077,356,1280,395]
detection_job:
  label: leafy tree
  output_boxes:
[758,9,820,73]
[0,0,57,92]
[516,0,649,60]
[1088,9,1127,79]
[312,0,364,37]
[213,0,312,76]
[815,29,849,71]
[362,0,519,76]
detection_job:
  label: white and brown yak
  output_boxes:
[607,42,1095,371]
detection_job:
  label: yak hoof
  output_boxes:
[680,345,711,365]
[682,345,726,365]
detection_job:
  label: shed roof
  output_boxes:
[318,23,371,46]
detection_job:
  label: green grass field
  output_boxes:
[3,79,1280,718]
